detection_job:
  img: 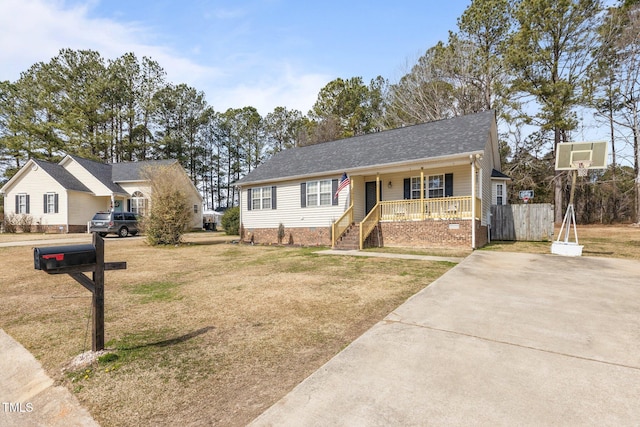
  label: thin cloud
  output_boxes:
[0,0,329,114]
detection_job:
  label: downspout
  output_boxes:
[470,155,476,249]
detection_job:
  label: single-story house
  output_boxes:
[1,154,203,233]
[235,110,508,249]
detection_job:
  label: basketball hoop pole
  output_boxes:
[556,170,579,245]
[552,141,606,256]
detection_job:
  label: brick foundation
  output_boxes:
[244,220,488,249]
[243,226,332,246]
[379,220,489,249]
[476,224,489,248]
[2,224,87,234]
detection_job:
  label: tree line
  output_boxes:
[1,0,640,224]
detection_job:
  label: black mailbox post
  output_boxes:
[33,234,126,351]
[34,244,96,272]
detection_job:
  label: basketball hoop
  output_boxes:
[523,197,529,204]
[572,160,592,177]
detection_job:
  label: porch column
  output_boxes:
[420,168,425,220]
[376,174,380,204]
[471,156,476,249]
[349,178,353,209]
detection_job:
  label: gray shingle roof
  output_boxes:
[34,159,92,192]
[491,169,510,179]
[69,155,126,193]
[111,159,176,181]
[236,110,495,185]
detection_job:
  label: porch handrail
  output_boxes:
[379,196,478,221]
[332,205,353,247]
[359,204,381,250]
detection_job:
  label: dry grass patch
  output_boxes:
[483,224,640,260]
[0,238,452,426]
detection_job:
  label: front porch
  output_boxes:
[332,196,483,250]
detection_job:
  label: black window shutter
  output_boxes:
[247,189,252,211]
[300,183,306,208]
[445,173,454,197]
[127,199,131,211]
[332,179,339,205]
[271,186,277,209]
[403,179,410,200]
[26,195,30,214]
[54,194,59,213]
[15,195,18,213]
[43,194,48,214]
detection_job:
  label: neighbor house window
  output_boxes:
[496,184,504,205]
[306,179,332,206]
[16,194,29,214]
[130,191,147,216]
[251,186,272,210]
[428,174,444,198]
[43,193,58,214]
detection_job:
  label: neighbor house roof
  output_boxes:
[112,159,176,181]
[491,169,511,180]
[236,110,495,186]
[67,155,126,193]
[33,159,92,193]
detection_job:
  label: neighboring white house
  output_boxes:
[235,110,509,249]
[1,155,203,233]
[491,169,511,206]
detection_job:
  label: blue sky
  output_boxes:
[0,0,471,115]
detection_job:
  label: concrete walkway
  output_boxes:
[0,329,98,427]
[316,248,464,263]
[250,251,640,426]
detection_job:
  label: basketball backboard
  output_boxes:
[555,141,608,171]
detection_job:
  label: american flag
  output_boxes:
[334,172,350,200]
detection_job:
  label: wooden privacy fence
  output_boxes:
[491,204,554,241]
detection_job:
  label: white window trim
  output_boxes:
[410,177,422,199]
[17,194,28,214]
[306,179,332,207]
[131,191,147,216]
[496,184,504,205]
[45,193,55,214]
[410,175,445,199]
[252,186,272,210]
[428,174,444,199]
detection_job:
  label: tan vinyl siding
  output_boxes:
[480,141,494,225]
[62,160,114,195]
[351,176,365,222]
[118,177,202,229]
[241,164,476,229]
[241,178,349,230]
[68,193,108,226]
[118,182,151,196]
[3,166,66,224]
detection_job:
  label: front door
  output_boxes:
[365,181,382,215]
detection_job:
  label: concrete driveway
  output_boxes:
[250,251,640,426]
